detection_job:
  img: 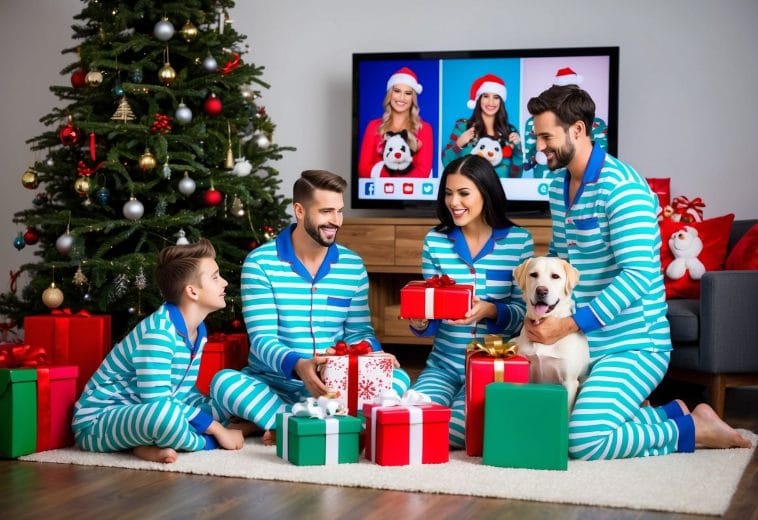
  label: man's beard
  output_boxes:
[304,215,338,247]
[547,137,575,171]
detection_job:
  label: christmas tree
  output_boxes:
[1,0,291,339]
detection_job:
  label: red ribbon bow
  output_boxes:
[77,160,104,177]
[51,308,91,317]
[425,274,456,288]
[671,195,705,223]
[0,343,48,368]
[220,52,241,75]
[332,340,372,356]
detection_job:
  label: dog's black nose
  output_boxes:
[536,286,548,299]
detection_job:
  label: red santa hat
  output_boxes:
[467,74,507,110]
[553,67,584,86]
[386,67,423,94]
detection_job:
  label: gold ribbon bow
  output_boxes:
[467,335,519,383]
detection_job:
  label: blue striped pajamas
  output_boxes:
[549,143,693,460]
[411,226,534,447]
[211,225,410,430]
[72,304,226,453]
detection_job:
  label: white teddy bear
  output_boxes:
[666,226,706,280]
[470,136,503,167]
[370,131,414,177]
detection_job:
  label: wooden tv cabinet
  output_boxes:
[338,217,552,345]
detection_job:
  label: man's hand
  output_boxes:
[523,315,578,345]
[206,421,244,450]
[294,356,329,397]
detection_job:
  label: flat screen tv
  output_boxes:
[351,46,619,215]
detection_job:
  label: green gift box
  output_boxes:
[483,382,568,470]
[276,412,362,466]
[0,368,38,458]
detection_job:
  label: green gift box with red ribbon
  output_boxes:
[24,310,111,396]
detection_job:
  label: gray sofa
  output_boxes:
[665,219,758,417]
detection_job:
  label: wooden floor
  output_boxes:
[2,347,757,520]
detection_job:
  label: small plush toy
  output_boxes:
[666,226,706,280]
[371,130,414,177]
[470,136,503,167]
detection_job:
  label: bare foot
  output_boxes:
[262,429,276,446]
[692,403,753,449]
[228,419,259,437]
[133,445,177,463]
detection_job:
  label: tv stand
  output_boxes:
[338,217,552,345]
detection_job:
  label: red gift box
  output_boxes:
[36,365,78,452]
[399,275,473,320]
[645,177,671,209]
[196,333,249,395]
[24,310,111,397]
[364,393,451,466]
[465,336,529,456]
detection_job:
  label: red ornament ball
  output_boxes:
[203,93,223,117]
[203,188,223,206]
[71,68,87,88]
[23,227,40,245]
[248,240,259,250]
[59,123,81,146]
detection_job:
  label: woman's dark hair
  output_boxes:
[435,155,515,233]
[527,84,595,136]
[468,97,511,144]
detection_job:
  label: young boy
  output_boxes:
[72,239,244,463]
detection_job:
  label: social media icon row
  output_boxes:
[364,182,435,196]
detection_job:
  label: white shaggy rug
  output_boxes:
[21,429,757,516]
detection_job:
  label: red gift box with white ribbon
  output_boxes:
[399,275,473,320]
[363,390,451,466]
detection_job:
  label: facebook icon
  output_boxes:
[364,182,375,196]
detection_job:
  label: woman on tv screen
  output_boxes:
[441,73,524,179]
[357,67,434,178]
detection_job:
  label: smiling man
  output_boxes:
[525,85,751,461]
[211,170,410,445]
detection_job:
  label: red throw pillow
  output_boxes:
[659,214,735,299]
[725,223,758,270]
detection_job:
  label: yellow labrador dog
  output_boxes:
[513,257,589,410]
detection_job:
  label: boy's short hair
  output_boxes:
[155,238,216,304]
[292,170,347,205]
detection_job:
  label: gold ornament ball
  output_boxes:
[158,63,176,86]
[181,20,198,42]
[139,150,157,171]
[42,283,64,309]
[74,176,91,195]
[22,169,39,189]
[85,70,104,87]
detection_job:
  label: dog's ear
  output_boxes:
[563,261,580,294]
[513,258,532,292]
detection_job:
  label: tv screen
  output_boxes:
[351,46,619,215]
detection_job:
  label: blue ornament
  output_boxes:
[95,187,110,205]
[112,80,124,97]
[131,68,143,83]
[13,231,25,250]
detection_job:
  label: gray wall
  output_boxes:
[2,0,757,283]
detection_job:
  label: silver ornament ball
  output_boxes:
[178,173,196,195]
[123,197,145,220]
[203,53,218,72]
[56,233,74,255]
[175,103,193,125]
[255,133,271,149]
[232,157,253,177]
[153,18,175,41]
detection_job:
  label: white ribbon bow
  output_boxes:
[373,389,432,407]
[291,396,347,419]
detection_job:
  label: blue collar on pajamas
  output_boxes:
[166,302,207,357]
[276,223,339,283]
[447,225,511,265]
[563,141,606,209]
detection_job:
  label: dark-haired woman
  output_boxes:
[409,155,533,448]
[441,74,523,178]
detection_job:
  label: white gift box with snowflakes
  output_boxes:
[319,352,394,416]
